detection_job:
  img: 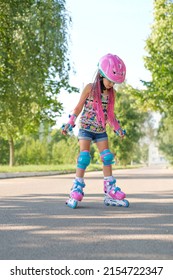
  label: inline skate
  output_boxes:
[66,179,85,209]
[104,177,129,207]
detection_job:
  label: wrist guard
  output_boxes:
[61,114,77,135]
[68,114,77,127]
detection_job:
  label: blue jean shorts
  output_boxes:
[78,129,108,143]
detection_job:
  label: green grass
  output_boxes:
[0,163,142,173]
[0,164,76,173]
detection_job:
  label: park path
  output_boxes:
[0,166,173,260]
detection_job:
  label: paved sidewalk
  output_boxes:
[0,170,72,179]
[0,166,173,260]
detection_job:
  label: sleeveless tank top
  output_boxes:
[79,94,109,133]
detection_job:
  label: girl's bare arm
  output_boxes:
[61,83,92,135]
[72,83,92,116]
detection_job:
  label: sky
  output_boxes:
[57,0,154,127]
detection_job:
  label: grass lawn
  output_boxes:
[0,164,142,173]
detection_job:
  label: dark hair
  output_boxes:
[99,76,106,92]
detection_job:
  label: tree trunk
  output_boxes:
[9,136,14,166]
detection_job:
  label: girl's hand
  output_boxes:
[61,114,77,135]
[115,128,126,138]
[61,123,74,135]
[61,124,68,135]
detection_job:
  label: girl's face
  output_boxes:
[103,78,114,90]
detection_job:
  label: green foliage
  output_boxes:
[107,86,150,165]
[140,143,149,164]
[0,137,9,164]
[51,140,68,164]
[157,115,173,164]
[140,0,173,165]
[142,0,173,114]
[15,137,50,164]
[51,137,79,164]
[13,128,79,165]
[0,0,77,165]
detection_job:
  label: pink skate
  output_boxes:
[104,177,126,200]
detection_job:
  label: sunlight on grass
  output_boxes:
[0,164,141,173]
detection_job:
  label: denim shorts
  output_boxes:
[78,129,108,143]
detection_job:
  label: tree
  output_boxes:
[142,0,173,114]
[157,115,173,164]
[0,0,76,166]
[14,128,79,165]
[107,85,149,165]
[0,137,9,164]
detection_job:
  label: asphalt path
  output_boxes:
[0,166,173,260]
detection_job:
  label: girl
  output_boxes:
[62,53,129,209]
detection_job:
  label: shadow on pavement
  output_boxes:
[0,190,173,260]
[55,174,173,180]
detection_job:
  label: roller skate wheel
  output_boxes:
[105,201,110,206]
[104,197,129,207]
[117,199,129,207]
[122,199,129,207]
[104,197,119,207]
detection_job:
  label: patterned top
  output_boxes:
[79,94,109,133]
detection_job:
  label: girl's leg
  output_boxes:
[96,140,127,202]
[96,140,112,177]
[66,139,91,208]
[76,139,91,178]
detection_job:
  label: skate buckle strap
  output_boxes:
[73,187,83,194]
[73,179,85,188]
[105,178,116,186]
[109,178,116,185]
[112,186,121,193]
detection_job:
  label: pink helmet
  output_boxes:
[98,53,126,84]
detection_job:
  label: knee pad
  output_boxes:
[100,149,114,166]
[77,150,91,170]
